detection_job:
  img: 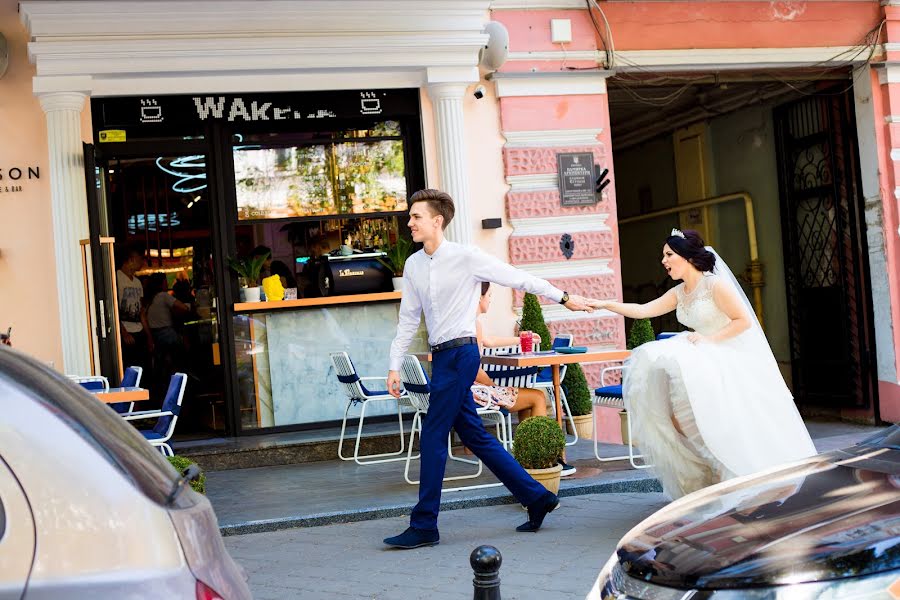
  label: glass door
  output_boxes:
[87,141,228,436]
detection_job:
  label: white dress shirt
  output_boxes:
[389,240,564,371]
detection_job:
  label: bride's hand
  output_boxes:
[686,332,708,344]
[586,299,607,310]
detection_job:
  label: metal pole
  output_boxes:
[471,545,502,600]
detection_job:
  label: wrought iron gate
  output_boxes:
[774,90,877,410]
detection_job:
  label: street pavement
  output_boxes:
[224,492,669,599]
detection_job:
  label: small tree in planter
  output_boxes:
[228,251,270,303]
[562,362,594,438]
[513,416,566,494]
[378,236,415,291]
[619,318,656,446]
[520,293,553,351]
[166,455,206,495]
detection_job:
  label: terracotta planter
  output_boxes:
[565,414,593,439]
[619,409,639,448]
[525,464,562,495]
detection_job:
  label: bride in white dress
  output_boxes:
[589,229,816,499]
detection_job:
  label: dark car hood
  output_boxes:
[618,430,900,589]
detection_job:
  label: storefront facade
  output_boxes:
[1,0,899,440]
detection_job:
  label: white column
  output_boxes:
[39,92,91,375]
[427,82,473,246]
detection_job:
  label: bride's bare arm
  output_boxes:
[588,288,677,319]
[703,278,752,343]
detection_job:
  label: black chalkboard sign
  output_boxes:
[557,152,597,206]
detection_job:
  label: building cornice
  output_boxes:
[20,0,492,97]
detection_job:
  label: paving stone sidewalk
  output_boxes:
[224,492,670,600]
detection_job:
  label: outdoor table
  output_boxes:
[93,386,150,404]
[479,350,630,430]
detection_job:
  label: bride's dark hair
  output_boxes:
[666,229,716,272]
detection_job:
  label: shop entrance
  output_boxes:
[85,140,229,437]
[608,71,878,415]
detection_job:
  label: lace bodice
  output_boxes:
[675,275,731,336]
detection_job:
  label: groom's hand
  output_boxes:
[563,293,594,313]
[387,370,402,398]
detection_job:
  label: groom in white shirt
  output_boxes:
[384,189,594,549]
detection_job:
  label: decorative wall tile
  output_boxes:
[513,274,620,307]
[503,145,607,177]
[507,189,612,219]
[509,230,614,264]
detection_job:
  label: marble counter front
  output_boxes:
[233,298,427,429]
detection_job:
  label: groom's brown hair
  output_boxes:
[409,189,455,230]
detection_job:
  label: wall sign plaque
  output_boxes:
[557,152,597,207]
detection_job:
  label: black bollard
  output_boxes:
[470,545,502,600]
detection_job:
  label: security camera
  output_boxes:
[473,85,486,100]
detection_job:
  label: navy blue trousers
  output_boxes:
[410,343,548,531]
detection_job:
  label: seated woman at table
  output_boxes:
[472,282,547,419]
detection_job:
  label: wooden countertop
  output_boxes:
[234,291,402,313]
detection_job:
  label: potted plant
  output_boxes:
[620,318,656,446]
[512,415,566,494]
[378,236,415,291]
[227,251,269,303]
[166,455,206,495]
[562,363,594,439]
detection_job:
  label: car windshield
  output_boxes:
[0,349,191,507]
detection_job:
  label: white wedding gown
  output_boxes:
[623,273,817,499]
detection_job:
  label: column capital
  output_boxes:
[39,91,87,114]
[426,81,470,102]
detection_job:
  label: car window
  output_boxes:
[0,349,195,508]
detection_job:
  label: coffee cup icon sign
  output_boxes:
[360,92,382,115]
[140,99,164,123]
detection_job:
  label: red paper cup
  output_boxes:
[520,331,534,353]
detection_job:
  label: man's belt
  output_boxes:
[430,336,478,353]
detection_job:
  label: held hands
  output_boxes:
[562,293,595,313]
[387,370,402,398]
[585,299,608,311]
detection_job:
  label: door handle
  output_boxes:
[98,300,107,338]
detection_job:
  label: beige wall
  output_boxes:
[0,0,60,367]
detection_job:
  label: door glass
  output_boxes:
[101,154,226,436]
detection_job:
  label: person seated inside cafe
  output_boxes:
[472,282,547,419]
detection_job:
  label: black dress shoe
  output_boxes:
[383,526,440,549]
[516,492,559,532]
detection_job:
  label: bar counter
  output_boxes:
[234,291,402,313]
[232,291,427,430]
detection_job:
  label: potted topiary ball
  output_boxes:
[512,415,566,494]
[562,362,594,439]
[166,455,206,495]
[620,318,656,446]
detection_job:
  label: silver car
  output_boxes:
[0,348,252,599]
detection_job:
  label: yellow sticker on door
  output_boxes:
[98,130,126,143]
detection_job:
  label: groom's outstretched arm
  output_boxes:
[468,247,594,312]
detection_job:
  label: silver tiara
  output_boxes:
[670,228,685,239]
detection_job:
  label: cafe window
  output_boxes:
[233,123,408,221]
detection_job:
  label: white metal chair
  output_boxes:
[400,354,508,492]
[593,364,650,469]
[110,365,143,415]
[592,333,678,468]
[480,344,540,448]
[532,334,580,446]
[123,372,187,457]
[331,351,413,465]
[69,374,109,392]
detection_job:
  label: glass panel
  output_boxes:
[233,139,407,220]
[103,155,226,436]
[232,304,428,430]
